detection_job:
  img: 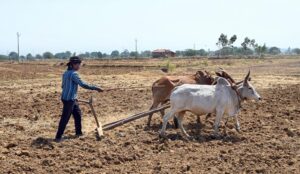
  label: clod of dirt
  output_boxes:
[42,159,55,166]
[115,132,126,137]
[31,137,54,150]
[283,128,295,137]
[1,148,9,154]
[15,150,30,157]
[5,143,17,149]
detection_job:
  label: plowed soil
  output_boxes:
[0,58,299,173]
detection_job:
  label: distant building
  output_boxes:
[152,49,175,58]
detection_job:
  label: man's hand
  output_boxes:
[96,87,104,92]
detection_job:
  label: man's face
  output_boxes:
[73,63,81,71]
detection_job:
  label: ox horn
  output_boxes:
[243,70,251,85]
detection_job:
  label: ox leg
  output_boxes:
[223,117,229,135]
[205,113,212,121]
[177,111,192,139]
[160,101,178,129]
[159,110,176,138]
[234,115,240,132]
[196,115,202,134]
[173,116,179,129]
[213,109,224,137]
[147,102,159,127]
[196,115,201,125]
[160,108,175,129]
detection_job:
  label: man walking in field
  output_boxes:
[55,56,103,142]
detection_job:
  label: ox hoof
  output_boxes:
[159,130,167,139]
[211,133,221,139]
[186,136,194,141]
[159,133,167,139]
[144,126,151,131]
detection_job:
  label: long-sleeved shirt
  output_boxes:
[61,70,99,101]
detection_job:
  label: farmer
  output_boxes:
[55,56,103,142]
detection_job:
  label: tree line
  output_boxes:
[1,33,300,61]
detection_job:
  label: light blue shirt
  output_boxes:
[61,70,99,101]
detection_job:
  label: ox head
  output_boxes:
[195,70,215,85]
[238,70,261,101]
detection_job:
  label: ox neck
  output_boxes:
[233,87,243,109]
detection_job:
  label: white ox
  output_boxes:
[159,70,261,138]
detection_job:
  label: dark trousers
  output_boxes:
[55,100,82,139]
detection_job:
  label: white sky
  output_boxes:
[0,0,299,55]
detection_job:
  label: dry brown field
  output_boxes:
[0,57,299,173]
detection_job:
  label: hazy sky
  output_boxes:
[1,0,299,55]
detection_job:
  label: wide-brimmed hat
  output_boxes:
[67,56,82,66]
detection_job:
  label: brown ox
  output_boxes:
[147,69,238,127]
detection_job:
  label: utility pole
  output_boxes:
[135,38,138,59]
[193,43,196,56]
[17,32,21,62]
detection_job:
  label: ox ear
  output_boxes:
[243,70,251,86]
[215,72,222,77]
[204,70,211,76]
[196,71,205,77]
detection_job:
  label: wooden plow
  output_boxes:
[78,96,170,138]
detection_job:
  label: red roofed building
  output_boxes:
[152,49,175,58]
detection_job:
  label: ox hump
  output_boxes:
[216,77,230,86]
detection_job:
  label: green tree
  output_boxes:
[90,52,97,58]
[26,53,34,60]
[216,33,228,48]
[97,52,103,58]
[9,51,18,60]
[20,55,25,61]
[254,44,267,58]
[292,48,300,54]
[91,51,103,58]
[85,52,90,58]
[268,47,281,55]
[102,53,108,58]
[140,50,151,57]
[183,49,196,56]
[65,51,72,58]
[43,52,54,59]
[55,52,68,59]
[175,50,183,57]
[241,37,256,55]
[229,35,237,46]
[35,54,42,59]
[129,51,138,57]
[216,33,237,56]
[77,53,86,58]
[0,54,8,60]
[196,49,208,56]
[110,50,119,58]
[120,49,130,58]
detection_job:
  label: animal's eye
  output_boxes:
[249,87,252,90]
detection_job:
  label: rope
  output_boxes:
[104,85,165,91]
